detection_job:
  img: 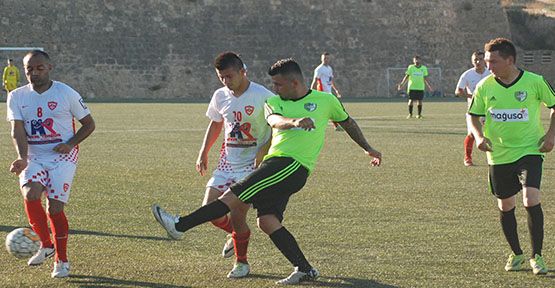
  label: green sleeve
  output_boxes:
[264,96,282,119]
[329,95,349,122]
[539,77,555,108]
[468,85,486,116]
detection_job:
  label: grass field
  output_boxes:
[1,101,555,287]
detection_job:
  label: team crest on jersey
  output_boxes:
[48,101,57,110]
[245,105,254,116]
[304,103,317,112]
[63,183,70,192]
[514,91,527,102]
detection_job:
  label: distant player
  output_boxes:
[153,52,272,278]
[3,58,20,92]
[397,55,433,119]
[7,50,95,278]
[455,50,491,166]
[310,52,343,131]
[152,58,382,285]
[469,38,555,275]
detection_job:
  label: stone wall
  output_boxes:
[0,0,537,100]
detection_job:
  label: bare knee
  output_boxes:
[46,199,65,215]
[257,215,282,235]
[21,183,44,201]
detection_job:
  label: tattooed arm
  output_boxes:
[337,117,382,166]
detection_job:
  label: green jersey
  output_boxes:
[468,70,555,165]
[263,90,349,172]
[405,64,428,91]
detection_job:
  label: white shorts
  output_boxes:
[206,169,252,192]
[466,114,486,134]
[19,160,77,203]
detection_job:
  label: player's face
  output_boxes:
[271,74,296,99]
[485,51,513,78]
[216,67,245,91]
[413,57,420,66]
[472,54,485,70]
[322,55,330,65]
[23,55,52,87]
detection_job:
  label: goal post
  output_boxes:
[386,67,443,98]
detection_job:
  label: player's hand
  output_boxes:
[9,158,27,176]
[336,93,342,98]
[397,85,402,91]
[539,134,555,153]
[365,149,382,167]
[53,143,73,154]
[196,154,208,176]
[476,137,493,152]
[293,117,315,131]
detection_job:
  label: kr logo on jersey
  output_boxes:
[515,91,527,102]
[48,101,57,110]
[245,105,254,116]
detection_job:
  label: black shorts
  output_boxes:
[230,157,308,222]
[408,90,424,100]
[488,155,543,199]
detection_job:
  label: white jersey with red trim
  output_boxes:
[456,68,491,106]
[206,81,272,173]
[6,81,91,163]
[313,64,334,93]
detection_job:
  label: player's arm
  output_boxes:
[331,81,341,98]
[255,135,272,167]
[539,108,555,153]
[469,115,492,152]
[196,120,223,176]
[455,87,471,98]
[267,114,315,131]
[337,117,381,166]
[53,114,96,154]
[397,75,409,90]
[310,76,319,90]
[9,120,29,175]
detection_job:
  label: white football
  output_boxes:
[5,228,41,259]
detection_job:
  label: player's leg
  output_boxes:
[45,162,76,278]
[407,98,414,118]
[20,161,55,266]
[491,162,525,271]
[520,156,547,274]
[227,202,251,278]
[464,115,475,166]
[202,186,233,234]
[415,93,423,118]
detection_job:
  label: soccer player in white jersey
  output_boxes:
[152,52,272,278]
[455,50,491,166]
[311,52,343,130]
[7,50,95,278]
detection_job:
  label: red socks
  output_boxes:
[464,134,475,160]
[211,215,233,234]
[24,199,53,248]
[48,211,69,262]
[233,230,251,264]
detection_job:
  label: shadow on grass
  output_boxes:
[68,275,191,288]
[247,273,397,288]
[0,225,169,241]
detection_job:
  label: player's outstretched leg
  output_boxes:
[151,204,183,240]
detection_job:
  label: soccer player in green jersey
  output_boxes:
[397,55,433,119]
[468,38,555,275]
[152,58,382,285]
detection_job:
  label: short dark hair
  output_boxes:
[7,58,13,62]
[24,50,51,62]
[413,55,421,60]
[472,50,485,57]
[484,38,516,61]
[214,52,244,71]
[268,58,304,80]
[322,52,330,56]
